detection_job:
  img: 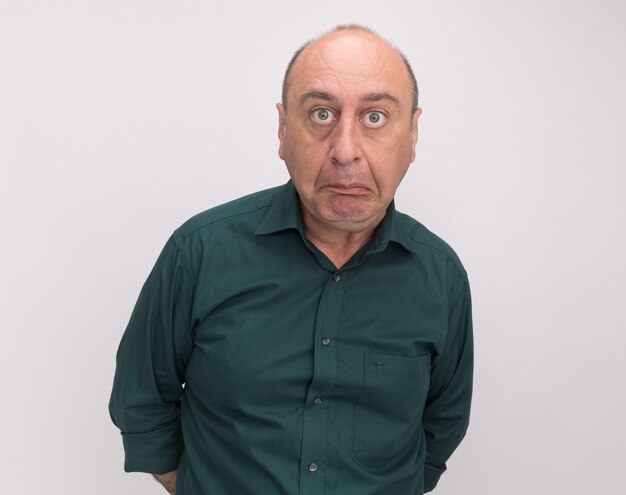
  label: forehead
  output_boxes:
[289,31,412,107]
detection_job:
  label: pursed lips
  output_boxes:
[323,183,372,195]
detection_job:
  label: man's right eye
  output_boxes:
[311,108,335,124]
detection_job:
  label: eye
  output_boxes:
[363,111,387,127]
[311,108,335,124]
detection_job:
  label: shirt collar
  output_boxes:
[254,180,304,236]
[255,180,419,255]
[368,198,420,255]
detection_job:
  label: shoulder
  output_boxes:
[394,210,468,282]
[172,185,282,243]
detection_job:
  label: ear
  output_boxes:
[277,103,286,160]
[409,107,422,163]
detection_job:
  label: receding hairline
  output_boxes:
[281,24,419,114]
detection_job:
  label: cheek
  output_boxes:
[284,134,328,178]
[283,149,317,193]
[366,142,412,190]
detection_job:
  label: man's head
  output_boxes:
[277,25,422,235]
[282,25,419,116]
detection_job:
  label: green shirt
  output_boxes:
[109,181,473,495]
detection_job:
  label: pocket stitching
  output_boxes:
[352,352,430,469]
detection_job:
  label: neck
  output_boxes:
[301,209,383,269]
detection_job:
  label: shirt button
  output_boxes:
[313,396,322,405]
[321,337,330,346]
[309,462,318,472]
[332,273,341,282]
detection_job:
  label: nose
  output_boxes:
[329,116,361,166]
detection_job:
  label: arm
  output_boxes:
[109,234,195,475]
[422,266,473,492]
[154,470,178,495]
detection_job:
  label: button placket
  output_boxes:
[299,269,343,494]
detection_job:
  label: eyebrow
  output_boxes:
[300,91,336,104]
[363,92,400,106]
[299,91,400,106]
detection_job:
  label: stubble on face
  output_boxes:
[278,29,420,236]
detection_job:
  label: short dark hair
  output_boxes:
[281,24,419,115]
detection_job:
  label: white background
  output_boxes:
[1,1,625,493]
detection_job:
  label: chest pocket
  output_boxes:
[352,352,431,470]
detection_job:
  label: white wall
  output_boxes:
[1,1,624,493]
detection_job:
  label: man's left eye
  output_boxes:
[363,111,386,127]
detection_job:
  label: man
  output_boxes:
[109,25,473,495]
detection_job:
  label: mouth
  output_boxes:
[324,183,372,195]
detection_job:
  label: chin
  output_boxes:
[323,208,373,226]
